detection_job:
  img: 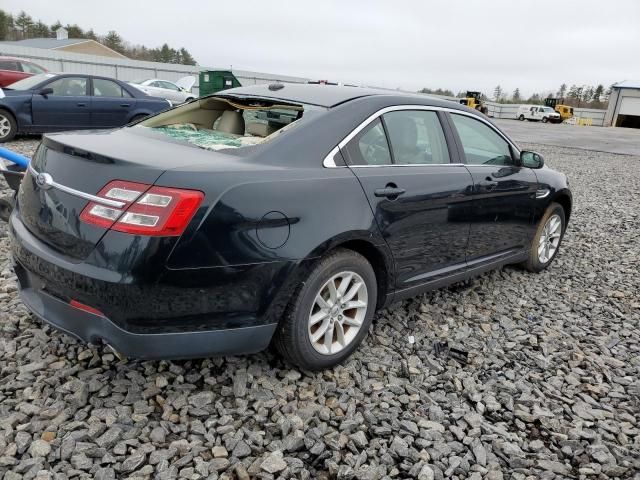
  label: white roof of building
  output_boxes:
[613,80,640,89]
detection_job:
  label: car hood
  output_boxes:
[0,88,31,99]
[176,76,196,91]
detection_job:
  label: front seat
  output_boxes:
[217,110,245,135]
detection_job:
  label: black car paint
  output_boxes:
[0,74,169,134]
[9,85,571,359]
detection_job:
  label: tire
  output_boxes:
[523,202,566,272]
[0,110,17,143]
[542,117,548,123]
[185,97,195,103]
[274,248,377,370]
[519,115,525,121]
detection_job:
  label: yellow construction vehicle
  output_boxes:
[459,91,488,115]
[544,98,573,123]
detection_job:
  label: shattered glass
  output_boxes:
[152,124,263,150]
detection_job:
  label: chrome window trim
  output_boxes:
[322,105,520,168]
[28,165,127,208]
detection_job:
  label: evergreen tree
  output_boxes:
[558,83,567,99]
[512,88,521,102]
[85,29,97,40]
[103,30,124,53]
[50,20,62,36]
[179,48,196,65]
[14,11,33,39]
[493,85,503,101]
[65,24,84,38]
[0,10,11,40]
[30,21,49,38]
[592,84,604,103]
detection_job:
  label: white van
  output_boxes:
[517,105,561,123]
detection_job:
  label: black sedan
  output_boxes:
[0,73,170,142]
[9,84,571,369]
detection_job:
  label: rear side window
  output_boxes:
[0,60,19,71]
[450,114,514,166]
[93,79,132,98]
[382,110,450,165]
[343,118,392,165]
[20,62,45,74]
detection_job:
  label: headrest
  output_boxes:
[217,110,245,135]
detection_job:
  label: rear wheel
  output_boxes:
[274,249,377,370]
[0,110,17,143]
[523,202,566,272]
[519,114,525,121]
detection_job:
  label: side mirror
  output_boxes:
[521,151,544,169]
[39,87,54,96]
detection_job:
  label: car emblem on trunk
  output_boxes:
[35,172,53,190]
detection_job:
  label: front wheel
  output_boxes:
[542,117,549,123]
[523,203,566,272]
[274,249,377,370]
[0,110,17,143]
[519,115,525,121]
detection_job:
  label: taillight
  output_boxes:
[79,180,204,236]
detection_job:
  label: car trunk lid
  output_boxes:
[17,128,241,260]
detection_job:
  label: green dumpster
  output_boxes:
[198,71,241,96]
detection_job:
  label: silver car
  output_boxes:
[129,76,196,105]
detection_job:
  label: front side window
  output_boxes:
[382,110,450,165]
[46,77,88,96]
[343,118,391,165]
[451,114,513,166]
[161,81,179,91]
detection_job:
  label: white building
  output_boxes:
[604,81,640,128]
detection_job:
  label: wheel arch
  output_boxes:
[552,190,572,225]
[304,234,394,310]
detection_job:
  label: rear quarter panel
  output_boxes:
[160,165,386,269]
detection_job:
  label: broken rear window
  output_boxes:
[135,95,325,151]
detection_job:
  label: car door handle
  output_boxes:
[374,184,406,199]
[76,102,87,107]
[120,103,131,107]
[478,180,499,192]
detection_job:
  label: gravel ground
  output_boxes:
[0,137,638,480]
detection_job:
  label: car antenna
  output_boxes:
[268,83,284,91]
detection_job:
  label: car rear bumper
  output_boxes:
[9,208,290,360]
[15,262,277,360]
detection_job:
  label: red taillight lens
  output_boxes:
[80,180,204,236]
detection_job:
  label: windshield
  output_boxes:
[7,73,55,90]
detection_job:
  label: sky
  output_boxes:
[2,0,639,97]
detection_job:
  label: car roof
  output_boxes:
[222,83,437,108]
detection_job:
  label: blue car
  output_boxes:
[0,73,171,142]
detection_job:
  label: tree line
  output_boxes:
[420,84,613,109]
[0,9,197,65]
[492,84,611,108]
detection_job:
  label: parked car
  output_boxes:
[9,84,572,369]
[517,105,561,123]
[129,76,196,105]
[0,73,171,142]
[0,56,48,87]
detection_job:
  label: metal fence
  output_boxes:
[0,43,309,95]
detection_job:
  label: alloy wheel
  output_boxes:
[308,271,368,355]
[0,115,10,139]
[538,214,562,263]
